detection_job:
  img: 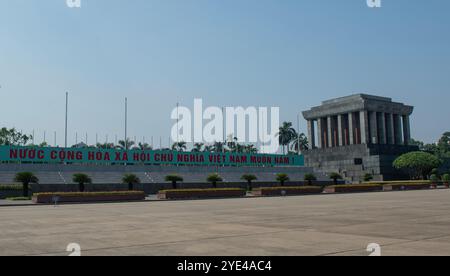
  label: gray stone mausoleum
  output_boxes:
[302,94,418,181]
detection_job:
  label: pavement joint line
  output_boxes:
[319,233,450,256]
[18,222,423,256]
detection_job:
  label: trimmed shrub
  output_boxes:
[6,197,31,201]
[72,173,92,192]
[241,174,257,191]
[276,174,290,186]
[329,172,343,185]
[0,185,22,191]
[430,174,440,184]
[207,173,223,188]
[442,174,450,188]
[304,173,317,186]
[364,173,374,182]
[122,174,141,191]
[165,175,184,189]
[14,172,39,197]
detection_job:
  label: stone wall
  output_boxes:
[29,181,335,195]
[304,144,418,182]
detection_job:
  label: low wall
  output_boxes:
[0,190,23,199]
[29,181,336,195]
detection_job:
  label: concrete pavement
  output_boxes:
[1,189,450,256]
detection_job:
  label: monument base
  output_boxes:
[304,144,419,182]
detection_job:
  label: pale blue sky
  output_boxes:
[0,0,449,147]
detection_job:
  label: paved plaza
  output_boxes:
[1,189,450,256]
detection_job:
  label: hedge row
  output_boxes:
[253,186,323,196]
[33,191,145,197]
[32,191,146,204]
[324,184,383,193]
[0,185,22,191]
[158,188,246,200]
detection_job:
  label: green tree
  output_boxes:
[226,136,237,152]
[72,173,92,192]
[203,145,214,152]
[96,142,115,149]
[0,128,32,146]
[442,174,450,185]
[364,173,374,182]
[393,151,442,180]
[116,139,135,150]
[430,174,439,184]
[207,173,223,188]
[14,172,39,197]
[122,174,141,191]
[243,144,258,154]
[290,132,309,154]
[437,132,450,155]
[241,174,257,191]
[276,173,290,186]
[212,142,226,153]
[165,175,184,189]
[329,172,342,185]
[277,122,297,154]
[304,173,317,186]
[192,143,204,152]
[431,168,440,178]
[172,141,187,152]
[138,142,152,150]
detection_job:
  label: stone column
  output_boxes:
[402,115,411,145]
[337,115,343,147]
[307,120,316,149]
[394,114,403,145]
[369,111,378,144]
[327,116,333,148]
[317,118,323,149]
[378,112,387,144]
[386,113,395,145]
[360,111,370,144]
[348,112,354,145]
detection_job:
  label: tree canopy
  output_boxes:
[0,128,32,146]
[393,151,442,179]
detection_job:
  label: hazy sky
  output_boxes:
[0,0,449,147]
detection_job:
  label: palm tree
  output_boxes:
[304,173,317,186]
[227,136,239,152]
[192,143,204,152]
[172,141,187,152]
[138,142,152,150]
[241,174,257,191]
[203,145,214,152]
[277,122,297,154]
[96,142,115,149]
[243,144,258,154]
[14,172,39,197]
[329,172,343,185]
[165,175,184,189]
[276,173,290,187]
[207,173,223,188]
[117,139,135,150]
[212,141,226,153]
[122,174,141,191]
[290,132,309,154]
[72,173,92,192]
